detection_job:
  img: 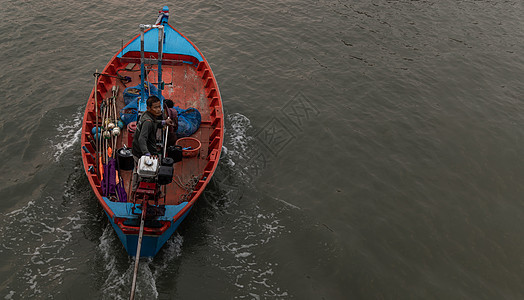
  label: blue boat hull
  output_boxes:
[103,197,192,257]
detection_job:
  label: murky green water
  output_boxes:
[0,0,523,299]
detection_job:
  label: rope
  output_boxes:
[178,175,199,203]
[93,72,132,85]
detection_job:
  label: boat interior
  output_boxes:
[82,55,222,207]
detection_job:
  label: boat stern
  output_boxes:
[102,198,192,257]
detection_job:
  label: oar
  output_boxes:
[129,202,147,300]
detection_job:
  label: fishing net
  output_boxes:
[120,82,165,125]
[120,100,138,125]
[174,107,201,138]
[120,81,201,136]
[123,82,161,105]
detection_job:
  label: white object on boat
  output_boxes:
[137,156,159,178]
[112,127,121,136]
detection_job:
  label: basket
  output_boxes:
[176,137,201,158]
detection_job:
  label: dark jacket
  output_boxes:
[132,111,163,157]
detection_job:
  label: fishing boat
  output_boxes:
[80,6,223,258]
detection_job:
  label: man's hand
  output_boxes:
[165,117,175,127]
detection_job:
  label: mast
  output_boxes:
[139,24,147,112]
[138,23,165,112]
[157,25,164,100]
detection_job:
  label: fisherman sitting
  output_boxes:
[131,96,174,197]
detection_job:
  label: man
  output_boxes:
[131,96,174,195]
[163,99,179,146]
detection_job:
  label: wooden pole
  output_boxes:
[113,86,119,155]
[130,202,147,300]
[94,70,99,177]
[163,128,168,204]
[99,98,105,179]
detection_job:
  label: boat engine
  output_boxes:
[137,156,160,179]
[136,155,174,197]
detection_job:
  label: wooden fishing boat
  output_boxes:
[80,6,223,258]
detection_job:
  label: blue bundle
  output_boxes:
[174,107,201,137]
[120,82,164,125]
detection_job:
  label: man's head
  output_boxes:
[146,96,162,117]
[164,99,174,108]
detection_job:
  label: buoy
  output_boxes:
[104,130,111,139]
[107,123,116,130]
[91,126,101,135]
[112,127,121,136]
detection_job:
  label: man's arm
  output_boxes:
[156,118,174,127]
[138,120,152,155]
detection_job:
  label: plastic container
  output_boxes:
[116,147,134,171]
[161,157,174,166]
[176,137,201,158]
[158,165,173,185]
[167,145,183,163]
[127,121,137,147]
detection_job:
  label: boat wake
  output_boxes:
[97,225,183,300]
[0,194,88,298]
[51,110,82,162]
[0,111,289,299]
[223,113,254,168]
[206,206,290,299]
[199,113,291,298]
[222,113,270,183]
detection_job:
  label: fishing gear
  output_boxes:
[93,72,132,85]
[94,70,100,177]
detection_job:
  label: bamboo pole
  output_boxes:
[94,70,99,177]
[130,202,147,300]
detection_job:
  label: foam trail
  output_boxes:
[207,207,290,299]
[272,197,301,210]
[98,225,184,300]
[0,195,87,298]
[221,113,270,185]
[205,112,292,298]
[52,111,82,161]
[224,113,254,168]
